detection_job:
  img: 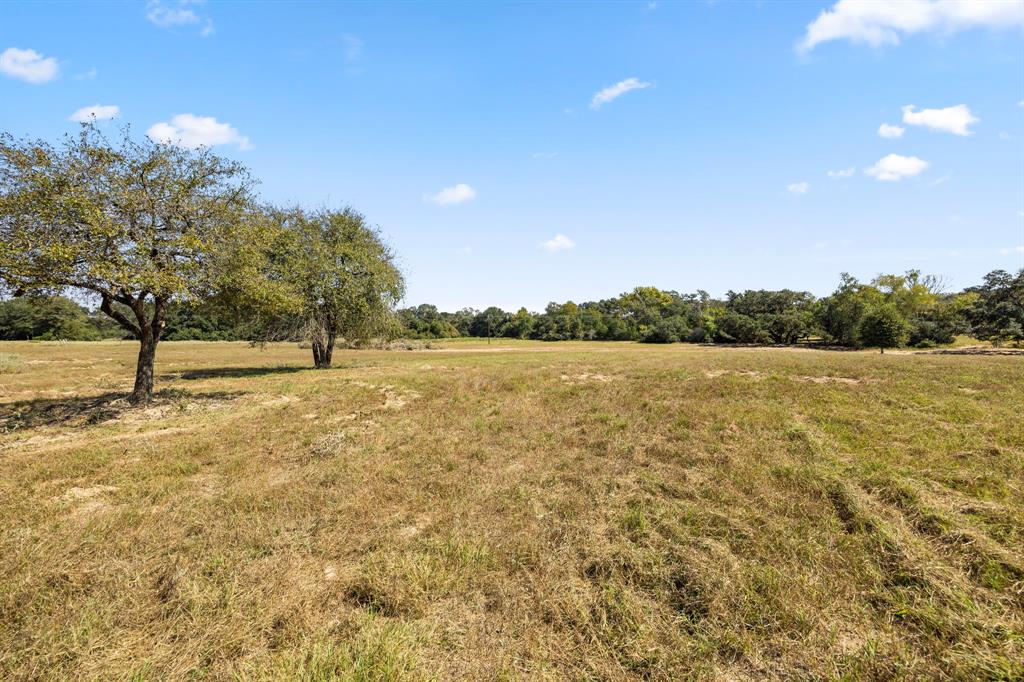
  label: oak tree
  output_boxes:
[0,125,255,403]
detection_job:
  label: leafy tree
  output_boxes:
[817,274,883,346]
[0,295,102,340]
[725,289,816,344]
[713,310,770,344]
[241,206,405,368]
[501,308,535,339]
[470,306,510,338]
[857,305,907,353]
[0,125,255,403]
[966,270,1024,346]
[907,293,972,347]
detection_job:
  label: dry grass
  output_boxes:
[0,339,1022,680]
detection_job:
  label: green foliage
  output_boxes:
[0,296,103,340]
[816,273,883,346]
[0,125,254,308]
[858,304,908,352]
[233,206,405,367]
[967,269,1024,345]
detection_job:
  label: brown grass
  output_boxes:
[0,339,1022,680]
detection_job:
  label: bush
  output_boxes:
[640,317,691,344]
[858,305,908,352]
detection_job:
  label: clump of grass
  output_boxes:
[0,352,23,374]
[261,622,424,681]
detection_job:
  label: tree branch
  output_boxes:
[100,294,142,338]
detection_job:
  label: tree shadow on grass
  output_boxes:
[161,366,311,381]
[0,389,244,431]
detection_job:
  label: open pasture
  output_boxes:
[1,340,1022,680]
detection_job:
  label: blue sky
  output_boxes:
[2,0,1022,311]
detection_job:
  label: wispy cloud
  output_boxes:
[542,233,575,252]
[69,104,120,122]
[827,167,855,178]
[342,33,363,64]
[865,153,928,181]
[590,78,651,110]
[147,114,251,150]
[0,47,58,83]
[902,104,978,136]
[799,0,1024,52]
[999,245,1024,255]
[146,1,214,37]
[787,182,810,195]
[425,183,476,205]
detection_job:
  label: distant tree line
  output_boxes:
[397,269,1024,351]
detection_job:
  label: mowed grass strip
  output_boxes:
[0,340,1022,680]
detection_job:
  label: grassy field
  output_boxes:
[1,339,1022,680]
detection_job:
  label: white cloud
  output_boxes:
[0,47,59,83]
[146,1,214,36]
[590,78,651,109]
[827,167,856,178]
[878,123,905,138]
[865,153,929,181]
[799,0,1024,52]
[425,183,476,205]
[146,114,251,150]
[542,234,575,252]
[69,104,120,122]
[902,104,978,135]
[999,245,1024,255]
[787,182,810,195]
[75,67,98,80]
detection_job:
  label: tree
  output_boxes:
[857,305,907,353]
[0,125,255,403]
[244,207,405,368]
[470,306,509,338]
[817,273,883,346]
[966,270,1024,346]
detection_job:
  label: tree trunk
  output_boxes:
[311,335,335,369]
[130,333,158,404]
[128,295,166,405]
[324,334,335,367]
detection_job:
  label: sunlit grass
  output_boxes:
[0,339,1021,679]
